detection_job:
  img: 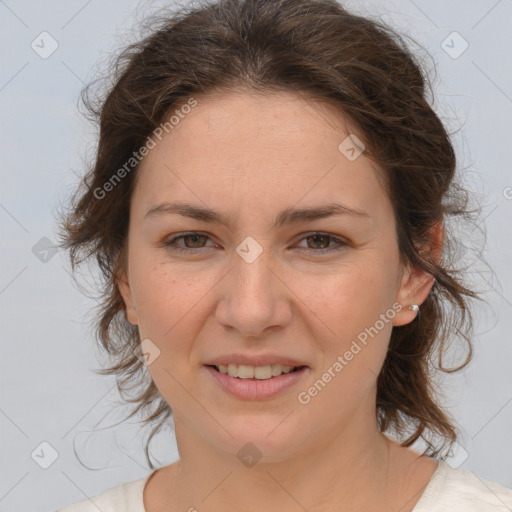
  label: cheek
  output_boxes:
[306,260,397,337]
[130,260,201,343]
[131,264,207,408]
[298,274,394,420]
[303,258,398,393]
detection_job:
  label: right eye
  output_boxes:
[162,232,218,253]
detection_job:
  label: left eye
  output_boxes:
[296,233,347,252]
[162,232,347,254]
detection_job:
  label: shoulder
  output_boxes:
[414,460,512,511]
[53,473,152,512]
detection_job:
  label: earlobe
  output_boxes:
[393,265,435,327]
[392,221,442,327]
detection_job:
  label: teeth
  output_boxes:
[216,364,298,380]
[272,365,291,376]
[255,366,272,379]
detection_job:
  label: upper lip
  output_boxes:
[205,354,309,368]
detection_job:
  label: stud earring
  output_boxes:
[408,304,419,314]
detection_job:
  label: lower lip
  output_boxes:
[204,365,309,400]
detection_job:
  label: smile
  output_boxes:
[213,363,303,379]
[204,364,309,400]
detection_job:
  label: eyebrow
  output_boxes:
[144,201,370,230]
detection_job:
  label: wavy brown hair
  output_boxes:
[57,0,482,469]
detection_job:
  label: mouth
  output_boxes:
[207,363,306,380]
[204,364,309,400]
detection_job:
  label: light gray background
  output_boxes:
[1,1,511,511]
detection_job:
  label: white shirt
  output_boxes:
[55,460,512,511]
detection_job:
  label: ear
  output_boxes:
[117,265,139,326]
[392,221,443,327]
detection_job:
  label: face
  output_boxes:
[118,90,435,462]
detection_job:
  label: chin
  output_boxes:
[202,413,309,464]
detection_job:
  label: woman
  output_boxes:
[55,0,512,510]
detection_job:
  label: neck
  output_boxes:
[166,417,404,512]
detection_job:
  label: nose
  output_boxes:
[214,246,293,338]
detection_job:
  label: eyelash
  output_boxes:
[162,231,348,254]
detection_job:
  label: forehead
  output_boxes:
[132,89,391,222]
[151,89,357,156]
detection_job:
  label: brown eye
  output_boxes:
[296,232,347,254]
[306,234,331,249]
[163,232,215,253]
[181,234,208,248]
